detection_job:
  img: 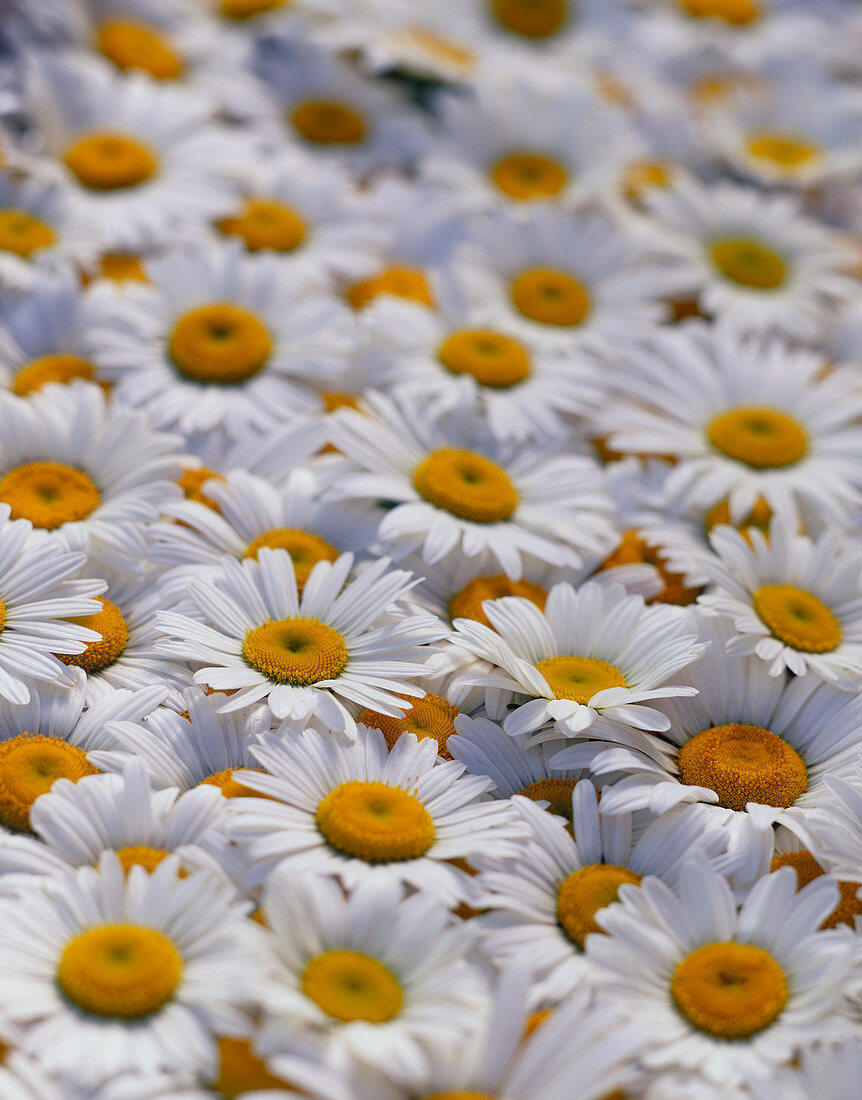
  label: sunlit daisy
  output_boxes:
[327,392,617,578]
[226,725,525,904]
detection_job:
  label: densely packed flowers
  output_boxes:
[0,0,860,1095]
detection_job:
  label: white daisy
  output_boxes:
[795,757,862,888]
[450,579,705,744]
[326,391,617,579]
[601,322,862,529]
[89,239,353,439]
[155,549,445,737]
[226,725,526,905]
[746,1039,862,1100]
[585,860,854,1086]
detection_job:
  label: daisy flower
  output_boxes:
[226,726,525,904]
[450,579,706,744]
[0,383,183,578]
[326,392,617,579]
[155,550,445,737]
[254,872,486,1085]
[601,322,862,529]
[89,239,353,439]
[642,179,857,340]
[474,785,724,1000]
[472,0,630,60]
[0,854,260,1085]
[585,860,854,1087]
[794,759,862,889]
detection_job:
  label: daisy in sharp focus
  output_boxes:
[450,579,706,745]
[585,860,854,1087]
[326,391,617,579]
[155,549,446,737]
[226,725,526,904]
[601,322,862,529]
[89,239,353,439]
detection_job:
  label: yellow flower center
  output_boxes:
[510,268,591,327]
[0,461,100,529]
[316,780,435,862]
[557,863,643,949]
[213,1037,295,1097]
[709,238,787,290]
[359,694,460,759]
[200,767,268,799]
[169,303,272,385]
[12,354,95,396]
[671,943,787,1039]
[0,209,56,257]
[752,584,842,653]
[677,723,808,811]
[438,329,531,389]
[114,845,172,874]
[534,655,628,706]
[243,528,339,592]
[58,598,129,674]
[290,100,367,146]
[220,0,286,18]
[448,573,547,629]
[177,465,225,510]
[412,448,518,523]
[746,132,819,170]
[57,924,183,1019]
[422,1094,496,1100]
[217,198,307,253]
[518,777,577,820]
[490,0,568,39]
[100,252,147,282]
[704,497,773,545]
[321,391,360,413]
[600,530,701,607]
[490,153,568,201]
[302,949,403,1023]
[707,407,807,469]
[0,734,98,832]
[63,131,158,192]
[770,850,862,930]
[678,0,760,24]
[96,20,184,80]
[347,265,434,310]
[242,616,348,686]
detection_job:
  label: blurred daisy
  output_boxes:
[473,0,630,58]
[327,392,617,578]
[746,1041,862,1100]
[227,726,525,904]
[450,579,705,744]
[155,550,445,736]
[801,764,862,889]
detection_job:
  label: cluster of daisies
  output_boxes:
[0,0,862,1096]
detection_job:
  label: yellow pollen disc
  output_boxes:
[752,584,842,653]
[622,159,672,202]
[243,528,339,592]
[177,465,225,510]
[707,407,807,469]
[557,863,643,949]
[746,132,819,169]
[242,616,348,686]
[200,767,268,799]
[220,0,285,18]
[359,693,460,759]
[678,0,760,24]
[57,923,182,1019]
[490,0,568,39]
[63,131,158,192]
[96,20,184,80]
[448,574,547,629]
[0,209,56,257]
[704,497,773,544]
[347,265,434,310]
[422,1094,496,1100]
[290,99,367,146]
[58,598,128,674]
[770,848,824,888]
[213,1037,295,1097]
[709,238,787,290]
[0,734,98,832]
[100,253,147,282]
[677,723,807,811]
[438,329,531,389]
[169,303,272,385]
[115,845,171,874]
[302,949,403,1023]
[770,850,862,930]
[12,354,95,396]
[511,268,591,327]
[671,943,787,1039]
[316,780,435,862]
[217,197,306,253]
[413,448,518,524]
[518,777,577,820]
[490,153,568,201]
[600,530,701,607]
[0,461,100,529]
[321,391,360,412]
[535,655,628,706]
